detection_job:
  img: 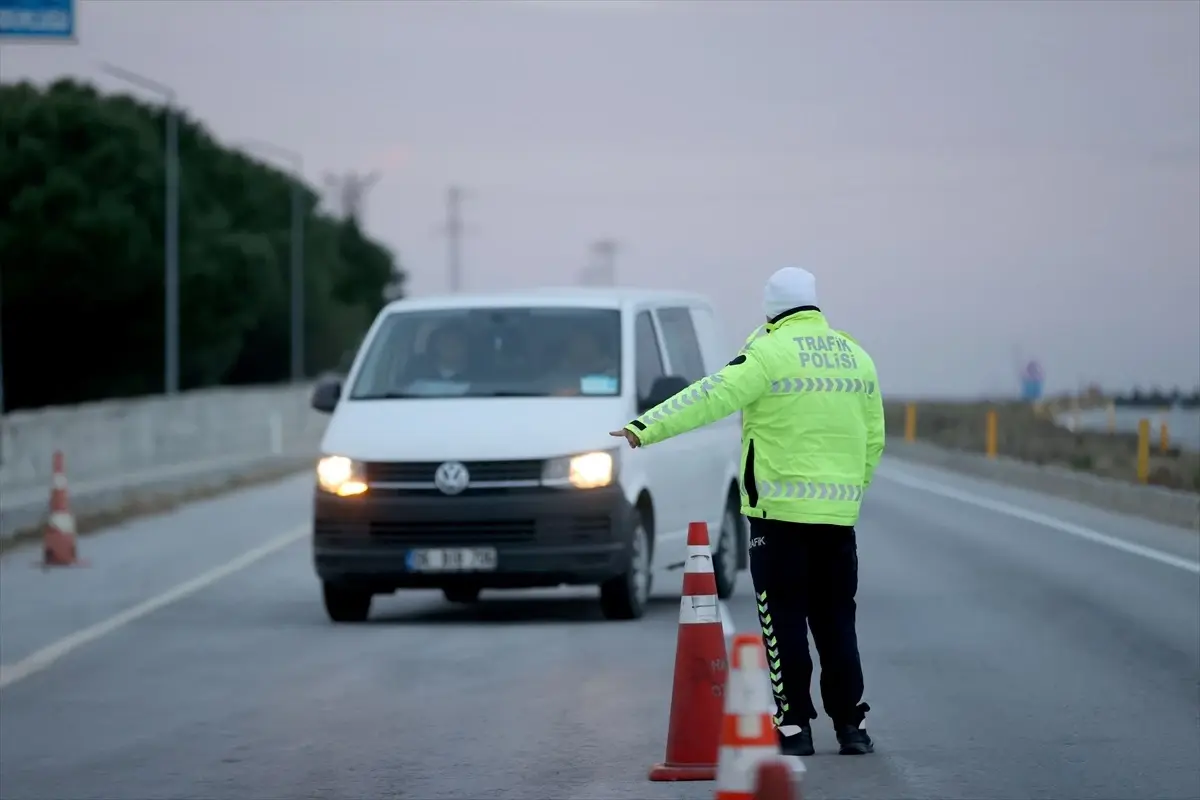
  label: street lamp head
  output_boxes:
[98,61,177,103]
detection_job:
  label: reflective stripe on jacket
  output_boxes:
[624,310,885,526]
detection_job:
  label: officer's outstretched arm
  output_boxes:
[863,370,886,488]
[624,351,771,446]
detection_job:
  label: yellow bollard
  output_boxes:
[1106,402,1116,434]
[1136,418,1150,484]
[904,403,916,442]
[1159,419,1170,453]
[985,408,997,459]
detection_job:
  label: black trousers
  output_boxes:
[748,518,867,728]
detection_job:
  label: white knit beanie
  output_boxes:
[763,267,819,320]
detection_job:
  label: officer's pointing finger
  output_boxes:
[609,429,639,448]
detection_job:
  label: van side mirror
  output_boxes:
[639,375,689,413]
[311,377,342,414]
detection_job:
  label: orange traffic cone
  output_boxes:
[715,634,798,800]
[41,450,81,568]
[753,760,801,800]
[649,521,729,781]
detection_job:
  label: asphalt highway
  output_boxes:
[1,456,1197,800]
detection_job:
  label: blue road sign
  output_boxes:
[1020,360,1044,402]
[0,0,74,40]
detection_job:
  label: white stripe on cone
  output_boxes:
[48,511,76,536]
[679,593,720,625]
[685,544,714,568]
[716,745,782,793]
[726,655,773,716]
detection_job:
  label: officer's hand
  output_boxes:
[609,428,641,449]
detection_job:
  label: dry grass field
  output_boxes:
[884,401,1200,494]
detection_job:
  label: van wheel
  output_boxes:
[323,582,372,623]
[714,500,742,600]
[443,586,481,604]
[599,513,651,620]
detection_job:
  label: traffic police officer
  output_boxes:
[609,267,884,757]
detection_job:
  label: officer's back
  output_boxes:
[736,275,883,526]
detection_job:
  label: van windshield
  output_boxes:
[348,307,622,399]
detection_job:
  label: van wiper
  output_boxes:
[480,389,548,397]
[355,391,422,400]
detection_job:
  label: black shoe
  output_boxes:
[835,724,874,755]
[777,725,815,757]
[835,702,873,754]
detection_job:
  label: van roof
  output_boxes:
[379,286,713,314]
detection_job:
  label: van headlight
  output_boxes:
[316,455,368,497]
[542,450,616,489]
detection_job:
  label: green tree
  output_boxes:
[0,78,402,411]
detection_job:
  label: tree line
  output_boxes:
[0,78,403,412]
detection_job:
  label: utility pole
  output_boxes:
[324,171,380,221]
[580,239,619,286]
[594,239,617,285]
[446,186,464,293]
[101,62,180,394]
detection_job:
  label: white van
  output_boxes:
[308,288,747,622]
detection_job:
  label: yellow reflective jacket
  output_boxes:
[624,311,885,526]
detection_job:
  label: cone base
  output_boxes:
[754,760,799,800]
[648,761,718,782]
[35,558,88,569]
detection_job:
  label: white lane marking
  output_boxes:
[719,599,736,638]
[880,471,1200,575]
[0,524,309,691]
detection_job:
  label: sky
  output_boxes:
[4,0,1199,397]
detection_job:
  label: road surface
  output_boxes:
[1,457,1197,800]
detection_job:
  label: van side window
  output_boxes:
[656,307,707,384]
[634,311,665,398]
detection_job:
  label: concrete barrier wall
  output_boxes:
[5,389,1196,540]
[0,384,328,539]
[885,438,1200,532]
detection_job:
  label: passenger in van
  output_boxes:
[413,325,471,382]
[566,327,617,376]
[549,327,618,395]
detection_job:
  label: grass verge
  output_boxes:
[884,400,1200,494]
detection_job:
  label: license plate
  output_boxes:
[406,547,498,573]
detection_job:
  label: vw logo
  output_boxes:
[433,461,470,496]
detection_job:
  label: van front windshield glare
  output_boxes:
[349,307,622,399]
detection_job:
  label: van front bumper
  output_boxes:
[312,485,635,591]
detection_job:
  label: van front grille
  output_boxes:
[363,460,544,484]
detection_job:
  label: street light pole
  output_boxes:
[290,176,304,382]
[242,140,305,382]
[100,62,180,395]
[0,270,6,417]
[166,104,180,394]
